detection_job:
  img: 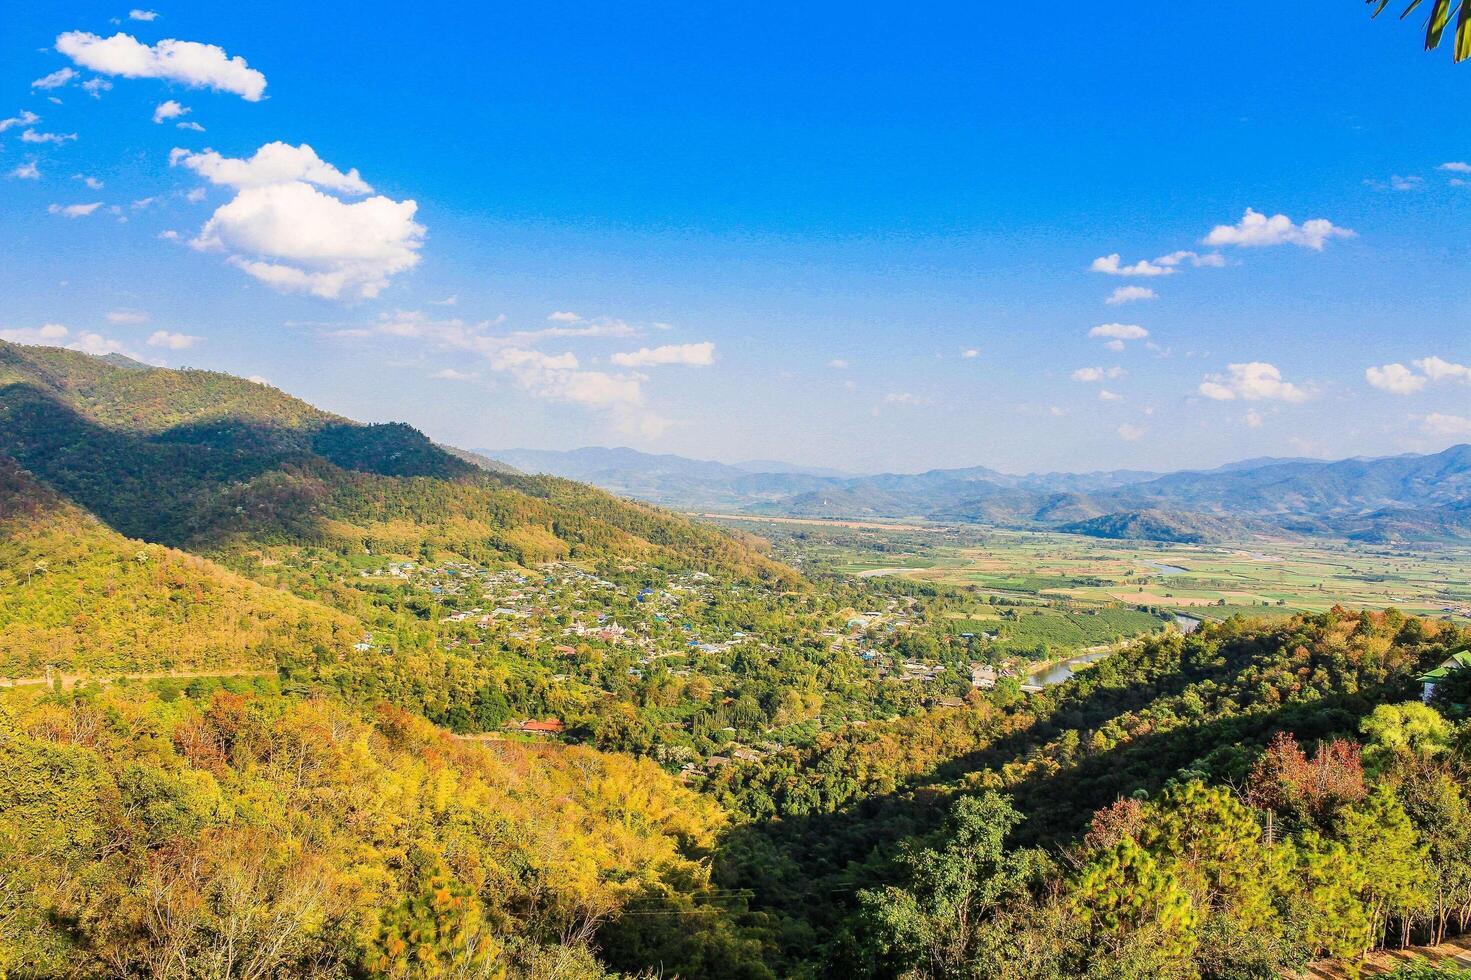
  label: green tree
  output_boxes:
[858,792,1050,978]
[1369,0,1471,64]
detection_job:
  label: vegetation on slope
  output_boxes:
[0,456,358,679]
[0,684,760,978]
[0,341,795,585]
[705,608,1471,976]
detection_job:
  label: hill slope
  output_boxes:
[0,341,793,583]
[0,455,359,678]
[1057,508,1272,544]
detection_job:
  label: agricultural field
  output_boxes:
[705,514,1471,626]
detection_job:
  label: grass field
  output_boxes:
[703,515,1471,627]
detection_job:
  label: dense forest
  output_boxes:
[704,608,1471,977]
[3,342,1471,978]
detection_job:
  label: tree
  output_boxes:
[1361,702,1453,777]
[1070,836,1198,969]
[366,862,503,979]
[1369,0,1471,63]
[858,792,1050,978]
[1337,786,1431,952]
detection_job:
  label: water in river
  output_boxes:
[1025,617,1201,688]
[1025,649,1112,687]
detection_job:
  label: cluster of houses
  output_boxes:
[358,559,790,741]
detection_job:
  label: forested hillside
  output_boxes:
[0,457,359,678]
[0,684,760,978]
[0,341,793,584]
[704,609,1471,977]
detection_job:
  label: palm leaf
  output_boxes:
[1399,0,1426,19]
[1426,0,1454,49]
[1456,0,1471,59]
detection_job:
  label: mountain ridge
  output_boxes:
[478,441,1471,542]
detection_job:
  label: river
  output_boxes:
[1024,649,1113,687]
[1024,616,1202,688]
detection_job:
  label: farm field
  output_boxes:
[704,516,1471,626]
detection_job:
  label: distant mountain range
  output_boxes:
[482,444,1471,544]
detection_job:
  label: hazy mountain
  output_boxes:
[730,458,857,478]
[1058,509,1274,545]
[483,446,845,509]
[482,442,1471,543]
[1112,445,1471,518]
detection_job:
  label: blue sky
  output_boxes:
[2,1,1469,474]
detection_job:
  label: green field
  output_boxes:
[704,514,1471,627]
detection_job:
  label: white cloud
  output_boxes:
[1071,366,1124,382]
[432,367,478,381]
[1245,409,1264,428]
[32,68,77,90]
[1090,253,1173,277]
[76,174,104,189]
[0,323,128,357]
[48,202,101,218]
[1203,208,1355,251]
[21,129,76,144]
[1117,423,1146,441]
[338,310,667,433]
[1105,286,1156,305]
[0,323,70,344]
[176,120,205,132]
[8,161,40,180]
[1198,362,1309,402]
[81,78,112,97]
[1098,389,1123,402]
[883,392,928,406]
[172,143,371,195]
[1360,356,1469,394]
[106,309,149,324]
[828,358,850,369]
[55,31,267,101]
[960,348,979,359]
[1439,162,1471,174]
[1089,323,1149,342]
[1365,174,1422,192]
[1422,413,1471,437]
[0,110,40,132]
[147,330,200,349]
[1413,355,1471,383]
[523,317,635,340]
[430,294,458,306]
[1365,363,1427,395]
[185,186,206,202]
[191,179,423,300]
[611,342,715,368]
[1155,250,1226,269]
[548,311,582,323]
[152,99,188,123]
[69,332,127,355]
[129,9,159,20]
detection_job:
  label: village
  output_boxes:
[352,558,1037,773]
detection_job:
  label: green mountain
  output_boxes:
[0,340,793,583]
[1057,508,1273,544]
[0,455,359,679]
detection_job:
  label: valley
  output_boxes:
[709,513,1471,631]
[2,343,1470,979]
